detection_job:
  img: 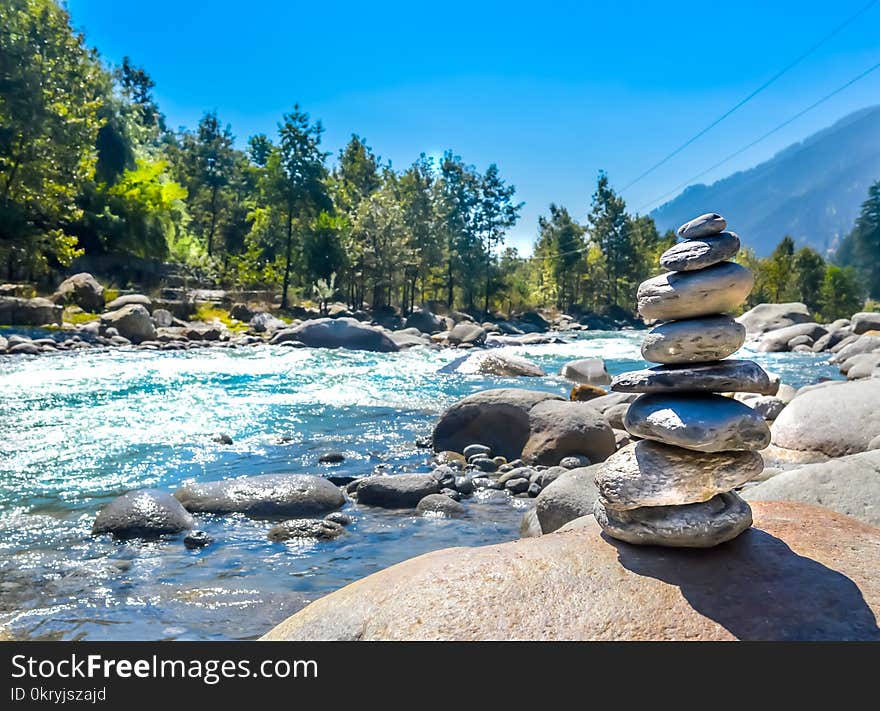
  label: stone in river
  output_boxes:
[93,489,194,538]
[641,315,747,364]
[595,440,763,510]
[268,518,345,541]
[355,473,442,509]
[624,393,771,452]
[611,359,774,395]
[637,262,754,321]
[593,491,752,547]
[676,212,727,239]
[660,232,740,271]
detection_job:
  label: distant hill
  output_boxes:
[650,106,880,257]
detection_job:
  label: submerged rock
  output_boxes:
[93,490,194,538]
[261,501,880,641]
[268,518,345,541]
[355,474,442,509]
[174,474,344,518]
[417,493,466,517]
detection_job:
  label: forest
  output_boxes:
[1,0,878,321]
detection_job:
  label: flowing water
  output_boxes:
[0,329,842,640]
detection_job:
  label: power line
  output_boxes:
[638,58,880,213]
[620,0,879,193]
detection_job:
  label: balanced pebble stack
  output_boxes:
[593,213,775,547]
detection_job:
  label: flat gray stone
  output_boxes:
[267,518,345,541]
[417,493,466,517]
[595,440,764,510]
[736,302,812,336]
[637,262,754,321]
[356,474,442,509]
[611,359,774,395]
[594,491,753,548]
[660,232,740,271]
[174,474,344,518]
[852,312,880,335]
[757,322,827,353]
[624,393,771,452]
[641,315,746,364]
[560,358,611,385]
[676,213,727,239]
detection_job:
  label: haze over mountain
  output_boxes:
[650,106,880,257]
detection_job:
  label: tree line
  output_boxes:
[1,0,877,320]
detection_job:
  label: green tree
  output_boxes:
[820,266,863,321]
[0,0,104,278]
[838,180,880,299]
[763,236,796,302]
[398,154,439,312]
[475,164,522,313]
[791,247,826,313]
[535,204,585,310]
[587,172,634,308]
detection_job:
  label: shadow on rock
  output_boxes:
[607,527,880,641]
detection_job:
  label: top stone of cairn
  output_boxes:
[676,212,727,240]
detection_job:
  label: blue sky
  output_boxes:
[67,0,880,252]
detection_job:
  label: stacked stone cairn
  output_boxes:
[593,213,776,547]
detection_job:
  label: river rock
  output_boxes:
[0,296,62,326]
[771,379,880,457]
[534,464,602,533]
[106,293,151,311]
[268,518,345,541]
[595,440,763,511]
[747,395,787,420]
[262,501,880,640]
[100,304,156,344]
[757,322,827,352]
[611,359,773,395]
[831,334,880,364]
[519,508,543,537]
[174,474,344,517]
[356,474,442,509]
[660,232,740,271]
[637,262,754,321]
[270,317,398,352]
[432,389,563,459]
[405,309,444,334]
[51,272,105,312]
[250,312,286,333]
[570,383,607,401]
[442,351,545,377]
[641,315,745,365]
[811,329,850,352]
[560,358,612,385]
[676,212,727,239]
[594,491,752,547]
[625,393,771,452]
[521,400,616,465]
[92,489,194,538]
[845,352,880,379]
[152,309,174,327]
[736,302,812,336]
[447,323,487,346]
[852,312,880,335]
[417,493,466,517]
[7,342,40,355]
[743,450,880,527]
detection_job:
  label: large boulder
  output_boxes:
[262,501,880,641]
[534,464,602,533]
[560,358,611,385]
[771,380,880,458]
[51,272,104,312]
[174,474,344,518]
[0,296,62,326]
[757,322,827,353]
[356,474,442,509]
[100,304,156,344]
[743,450,880,527]
[441,351,545,377]
[736,302,811,336]
[447,323,487,346]
[270,318,398,352]
[405,309,444,334]
[432,389,563,460]
[852,312,880,335]
[92,490,194,538]
[830,334,880,364]
[521,400,616,465]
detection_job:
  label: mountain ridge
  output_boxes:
[649,105,880,256]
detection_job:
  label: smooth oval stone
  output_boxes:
[676,213,727,239]
[611,359,774,395]
[595,440,764,510]
[641,315,746,364]
[637,262,754,321]
[593,491,752,548]
[624,393,771,452]
[660,232,740,271]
